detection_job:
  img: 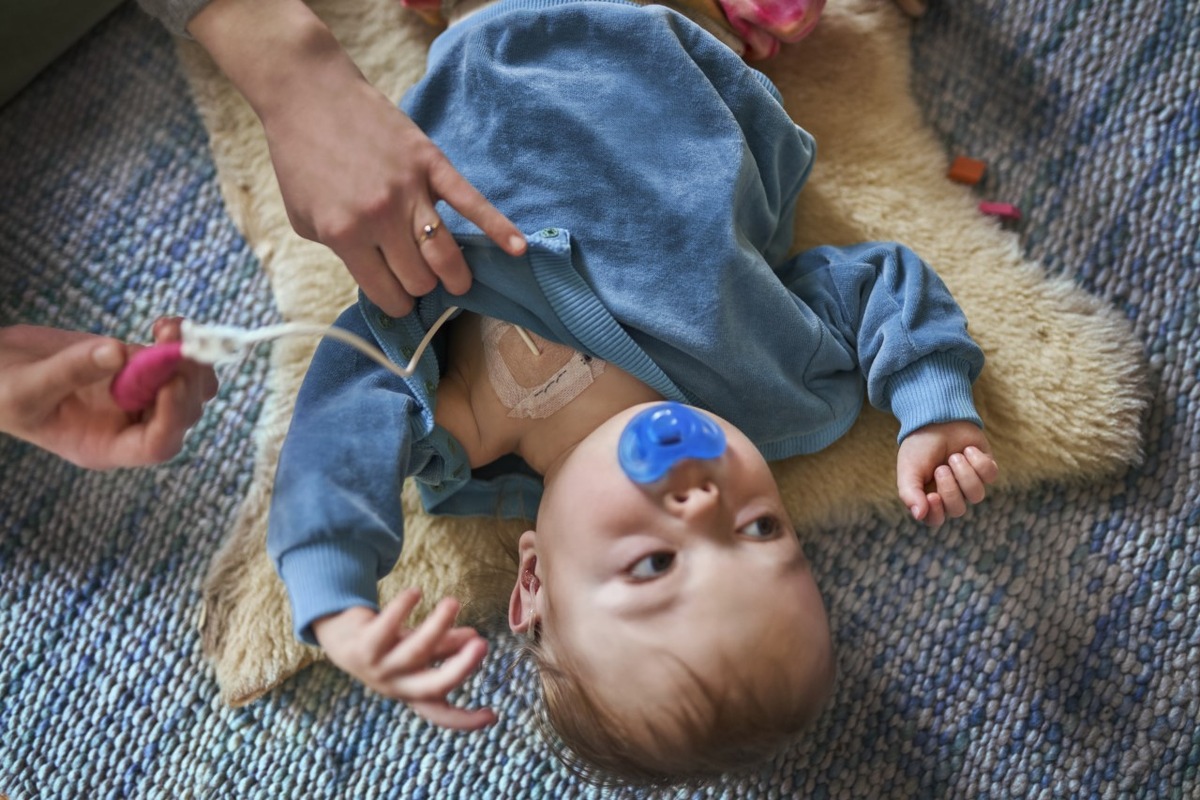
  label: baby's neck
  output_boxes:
[434,313,662,475]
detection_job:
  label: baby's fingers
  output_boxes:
[934,465,967,518]
[380,596,460,673]
[431,627,481,660]
[947,452,987,505]
[923,491,946,528]
[964,446,999,485]
[390,635,488,702]
[410,698,497,731]
[898,471,932,522]
[368,588,425,659]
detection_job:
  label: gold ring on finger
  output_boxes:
[417,220,442,245]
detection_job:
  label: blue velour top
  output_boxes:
[268,0,985,642]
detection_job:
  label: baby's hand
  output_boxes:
[896,421,999,527]
[312,588,495,730]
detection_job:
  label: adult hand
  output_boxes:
[312,589,496,731]
[261,81,527,317]
[189,0,527,318]
[0,318,218,469]
[896,421,999,528]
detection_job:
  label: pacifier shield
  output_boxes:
[618,402,727,484]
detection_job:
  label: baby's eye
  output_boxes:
[738,515,781,539]
[629,552,675,580]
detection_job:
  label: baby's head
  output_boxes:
[508,402,835,788]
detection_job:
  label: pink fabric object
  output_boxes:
[978,201,1023,221]
[110,341,184,413]
[716,0,826,59]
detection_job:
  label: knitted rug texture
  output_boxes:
[1,0,1196,798]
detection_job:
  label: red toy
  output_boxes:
[948,156,987,185]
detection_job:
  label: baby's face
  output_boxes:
[530,403,834,738]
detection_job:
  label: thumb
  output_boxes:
[20,338,126,407]
[896,457,931,522]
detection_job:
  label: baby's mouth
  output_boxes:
[617,402,727,484]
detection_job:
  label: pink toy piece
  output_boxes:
[979,201,1022,221]
[110,341,184,413]
[718,0,827,60]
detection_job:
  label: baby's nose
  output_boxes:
[662,460,723,520]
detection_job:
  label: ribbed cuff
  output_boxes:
[886,351,983,442]
[276,541,381,646]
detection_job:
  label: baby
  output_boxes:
[267,0,998,788]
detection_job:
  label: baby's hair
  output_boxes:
[519,627,826,791]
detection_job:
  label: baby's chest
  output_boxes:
[478,317,607,419]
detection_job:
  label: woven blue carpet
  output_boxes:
[1,0,1197,797]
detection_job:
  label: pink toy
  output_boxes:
[978,201,1022,221]
[110,341,184,413]
[397,0,828,61]
[717,0,827,59]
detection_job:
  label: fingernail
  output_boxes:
[93,342,123,369]
[910,505,921,518]
[509,234,527,252]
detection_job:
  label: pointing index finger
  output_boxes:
[429,161,526,256]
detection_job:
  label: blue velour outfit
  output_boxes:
[268,0,985,642]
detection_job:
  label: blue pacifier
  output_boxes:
[617,402,727,484]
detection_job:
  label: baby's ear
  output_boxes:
[508,531,539,633]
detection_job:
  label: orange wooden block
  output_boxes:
[948,156,987,185]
